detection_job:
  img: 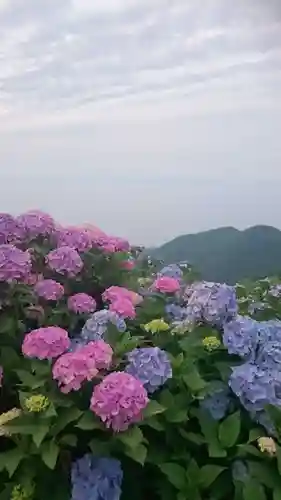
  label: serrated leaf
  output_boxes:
[243,481,266,500]
[33,423,50,447]
[51,407,82,435]
[199,465,226,489]
[143,400,166,418]
[219,412,241,448]
[117,426,144,449]
[159,463,186,490]
[125,443,147,465]
[41,440,59,469]
[76,412,102,430]
[0,448,25,477]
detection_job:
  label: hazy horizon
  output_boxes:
[0,0,281,246]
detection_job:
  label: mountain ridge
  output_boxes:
[149,225,281,284]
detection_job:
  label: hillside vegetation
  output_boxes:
[150,225,281,283]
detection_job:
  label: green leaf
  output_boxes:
[165,408,188,423]
[89,439,111,456]
[273,488,281,500]
[117,426,144,449]
[51,407,82,435]
[159,463,186,490]
[243,481,266,500]
[59,434,77,447]
[15,369,45,389]
[247,428,262,443]
[183,366,206,392]
[199,465,226,489]
[247,461,281,489]
[0,449,25,477]
[219,412,241,448]
[33,423,50,447]
[277,445,281,475]
[143,400,166,418]
[179,430,205,445]
[41,440,59,469]
[197,410,227,458]
[125,443,147,465]
[76,412,102,430]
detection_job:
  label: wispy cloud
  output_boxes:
[0,0,280,129]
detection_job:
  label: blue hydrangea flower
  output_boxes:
[158,264,183,281]
[125,347,172,393]
[258,319,281,344]
[223,315,259,359]
[81,310,126,341]
[165,303,189,321]
[184,281,237,327]
[232,461,249,482]
[71,455,123,500]
[256,341,281,371]
[200,387,231,420]
[229,362,281,414]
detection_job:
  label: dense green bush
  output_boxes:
[1,211,281,500]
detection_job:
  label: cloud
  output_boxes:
[0,0,280,129]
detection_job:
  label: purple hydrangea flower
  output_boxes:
[55,226,93,252]
[258,319,281,344]
[34,279,64,301]
[0,245,32,282]
[125,347,172,393]
[68,293,96,314]
[81,309,126,342]
[165,303,188,321]
[223,315,259,359]
[46,246,83,276]
[71,455,123,500]
[184,281,237,327]
[256,341,281,371]
[16,210,55,239]
[229,362,281,414]
[158,264,183,281]
[0,213,23,244]
[200,387,231,420]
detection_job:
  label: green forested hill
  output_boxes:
[149,225,281,284]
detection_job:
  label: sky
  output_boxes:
[0,0,281,246]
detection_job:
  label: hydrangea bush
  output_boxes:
[1,212,281,499]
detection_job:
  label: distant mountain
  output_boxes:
[149,225,281,284]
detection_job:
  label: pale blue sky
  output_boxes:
[0,0,280,245]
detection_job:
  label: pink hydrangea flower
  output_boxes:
[0,213,23,244]
[68,293,96,314]
[121,259,135,270]
[22,326,70,359]
[55,226,92,252]
[90,372,149,431]
[152,277,180,293]
[16,210,55,239]
[103,286,142,306]
[52,349,98,393]
[109,299,136,319]
[82,340,113,370]
[0,245,32,282]
[34,279,64,301]
[46,246,83,276]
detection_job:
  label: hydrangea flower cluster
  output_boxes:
[152,276,181,293]
[90,372,149,431]
[200,387,231,420]
[0,213,22,244]
[53,340,113,393]
[22,326,70,359]
[55,226,93,252]
[34,279,64,301]
[268,284,281,298]
[143,319,169,333]
[184,281,237,327]
[71,455,123,500]
[24,394,50,413]
[157,264,183,281]
[16,210,55,239]
[81,310,126,342]
[223,315,260,359]
[0,245,32,282]
[46,246,83,276]
[125,347,172,393]
[68,293,97,314]
[103,286,142,319]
